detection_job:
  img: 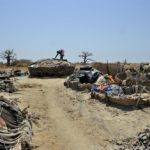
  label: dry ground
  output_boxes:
[1,77,150,150]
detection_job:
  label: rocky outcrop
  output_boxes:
[28,59,75,77]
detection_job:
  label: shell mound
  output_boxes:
[28,59,75,77]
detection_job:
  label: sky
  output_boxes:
[0,0,150,63]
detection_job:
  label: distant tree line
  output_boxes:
[0,49,130,66]
[0,49,94,66]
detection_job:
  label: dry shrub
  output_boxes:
[92,62,120,76]
[73,62,120,76]
[12,59,32,67]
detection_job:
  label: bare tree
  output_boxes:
[0,49,16,66]
[78,51,93,64]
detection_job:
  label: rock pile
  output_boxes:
[0,71,17,93]
[0,80,16,93]
[28,59,75,77]
[64,66,100,91]
[116,128,150,150]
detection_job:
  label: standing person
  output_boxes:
[60,49,64,60]
[55,49,64,60]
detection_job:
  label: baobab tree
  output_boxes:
[0,49,16,66]
[78,51,93,64]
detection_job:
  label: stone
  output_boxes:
[116,140,123,146]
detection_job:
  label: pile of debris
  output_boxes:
[0,71,13,79]
[28,59,75,77]
[91,72,150,106]
[116,128,150,150]
[116,64,150,88]
[90,62,150,107]
[64,66,100,91]
[64,63,150,107]
[0,96,33,150]
[0,80,16,93]
[0,72,17,93]
[123,63,150,73]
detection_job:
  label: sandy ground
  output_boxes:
[1,77,150,150]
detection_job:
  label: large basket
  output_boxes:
[91,92,149,107]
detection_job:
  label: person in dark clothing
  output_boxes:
[55,49,64,60]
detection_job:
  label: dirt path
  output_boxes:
[14,77,150,150]
[44,79,94,150]
[18,78,103,150]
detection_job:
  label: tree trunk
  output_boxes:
[84,56,87,64]
[7,57,11,66]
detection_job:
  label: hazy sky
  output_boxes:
[0,0,150,62]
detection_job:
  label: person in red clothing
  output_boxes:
[55,49,64,60]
